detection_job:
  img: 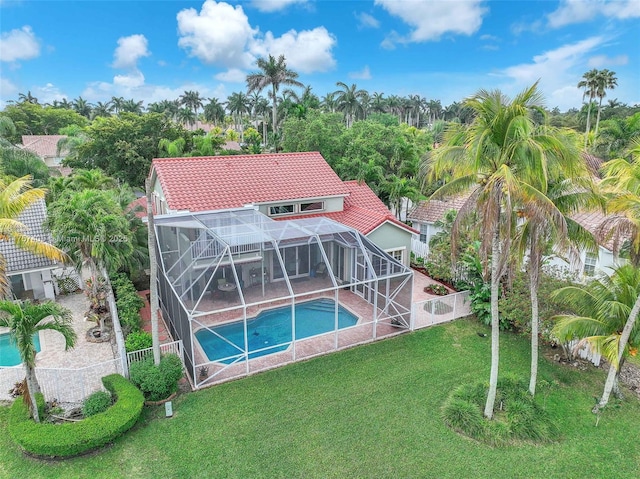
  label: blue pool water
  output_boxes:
[196,299,358,363]
[0,332,41,367]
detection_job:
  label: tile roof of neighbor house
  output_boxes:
[0,200,57,273]
[21,135,67,158]
[286,180,418,235]
[407,196,470,224]
[128,196,148,219]
[151,152,350,212]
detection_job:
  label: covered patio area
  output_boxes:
[154,208,413,388]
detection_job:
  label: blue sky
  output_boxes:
[1,0,639,111]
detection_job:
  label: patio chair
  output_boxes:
[314,262,327,279]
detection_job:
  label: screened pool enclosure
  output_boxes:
[154,208,413,387]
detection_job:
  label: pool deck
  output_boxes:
[0,292,117,370]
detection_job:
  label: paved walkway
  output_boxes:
[36,292,116,368]
[138,290,172,343]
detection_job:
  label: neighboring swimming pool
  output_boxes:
[195,298,358,363]
[0,332,41,367]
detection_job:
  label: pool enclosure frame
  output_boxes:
[154,208,413,388]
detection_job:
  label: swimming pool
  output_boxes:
[0,332,41,367]
[195,298,358,363]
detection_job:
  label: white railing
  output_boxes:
[411,238,429,260]
[192,238,261,259]
[0,358,123,403]
[411,290,471,330]
[126,340,184,367]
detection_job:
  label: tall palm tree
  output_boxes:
[121,99,144,114]
[593,69,618,137]
[226,91,250,137]
[178,108,196,128]
[203,97,226,126]
[514,171,601,396]
[179,90,204,119]
[17,91,39,104]
[320,92,338,113]
[427,82,562,418]
[0,176,67,297]
[334,82,366,128]
[371,92,386,114]
[111,96,125,115]
[0,300,76,422]
[552,264,640,410]
[578,68,599,147]
[69,168,117,191]
[246,54,303,134]
[92,101,114,119]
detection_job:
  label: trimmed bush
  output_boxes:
[82,390,112,417]
[9,374,144,458]
[129,353,183,402]
[125,330,153,353]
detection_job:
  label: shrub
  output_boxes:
[129,353,183,402]
[82,390,112,417]
[125,330,153,352]
[9,374,144,458]
[424,283,448,296]
[441,376,560,447]
[111,273,145,335]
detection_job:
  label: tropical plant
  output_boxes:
[552,264,640,410]
[0,300,76,422]
[179,90,204,119]
[426,82,567,418]
[334,82,366,128]
[246,54,303,134]
[593,69,618,137]
[0,176,66,297]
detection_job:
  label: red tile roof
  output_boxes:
[21,135,67,157]
[128,196,148,219]
[285,180,418,235]
[152,152,349,212]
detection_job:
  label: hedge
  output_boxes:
[9,374,144,458]
[111,273,145,335]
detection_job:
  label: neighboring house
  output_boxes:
[21,135,72,176]
[147,152,415,386]
[149,152,416,265]
[408,198,625,279]
[0,200,57,300]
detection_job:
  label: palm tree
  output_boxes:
[578,69,599,147]
[593,69,618,137]
[246,54,303,134]
[179,90,204,119]
[111,96,125,114]
[203,97,226,126]
[384,175,419,220]
[18,91,39,104]
[226,91,250,137]
[69,168,117,190]
[0,176,67,297]
[72,96,93,119]
[158,138,187,158]
[514,171,601,396]
[597,143,640,266]
[121,99,144,114]
[371,92,386,114]
[427,82,563,418]
[47,189,134,309]
[92,101,113,119]
[552,264,640,410]
[334,82,366,128]
[178,108,196,128]
[0,300,76,422]
[320,92,338,113]
[595,114,640,160]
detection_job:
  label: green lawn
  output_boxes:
[2,318,639,478]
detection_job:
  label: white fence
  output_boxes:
[411,238,430,260]
[0,358,123,403]
[126,340,184,368]
[411,290,471,330]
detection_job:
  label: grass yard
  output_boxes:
[1,318,639,478]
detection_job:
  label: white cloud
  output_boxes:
[355,12,380,29]
[499,36,605,109]
[112,34,150,69]
[349,65,371,80]
[31,82,67,104]
[177,1,257,70]
[588,54,629,68]
[177,1,337,74]
[214,68,246,82]
[480,34,499,41]
[251,0,308,13]
[548,0,640,28]
[113,70,146,89]
[375,0,486,46]
[0,26,40,62]
[252,27,336,73]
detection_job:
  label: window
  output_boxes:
[419,224,429,243]
[300,201,324,212]
[386,248,405,264]
[269,204,294,216]
[584,252,597,276]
